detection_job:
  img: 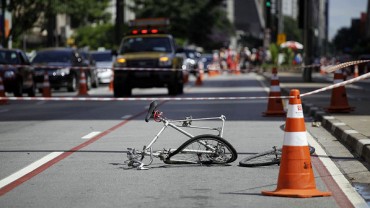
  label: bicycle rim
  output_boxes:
[165,134,237,164]
[239,149,281,167]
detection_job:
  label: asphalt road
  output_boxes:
[0,73,369,207]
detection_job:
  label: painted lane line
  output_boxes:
[0,109,9,113]
[307,132,368,208]
[0,152,64,189]
[121,115,132,119]
[81,131,101,140]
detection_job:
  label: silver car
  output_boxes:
[90,50,114,84]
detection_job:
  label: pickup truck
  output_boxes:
[113,33,184,97]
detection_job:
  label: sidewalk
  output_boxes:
[261,70,370,165]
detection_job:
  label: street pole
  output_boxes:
[115,0,124,46]
[1,0,5,48]
[302,0,312,82]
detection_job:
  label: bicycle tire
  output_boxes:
[165,134,238,165]
[239,145,316,167]
[239,148,281,167]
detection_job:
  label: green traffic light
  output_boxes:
[266,1,271,7]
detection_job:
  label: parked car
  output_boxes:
[32,48,98,92]
[90,50,114,84]
[0,48,36,96]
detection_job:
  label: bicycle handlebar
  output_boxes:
[145,100,158,122]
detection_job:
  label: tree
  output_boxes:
[131,0,234,50]
[283,15,302,43]
[5,0,110,48]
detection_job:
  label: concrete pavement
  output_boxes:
[260,69,370,165]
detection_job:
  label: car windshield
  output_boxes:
[0,51,19,64]
[32,51,72,63]
[120,37,172,53]
[91,52,112,62]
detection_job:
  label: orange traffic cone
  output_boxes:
[326,70,354,113]
[263,67,286,116]
[195,69,204,86]
[0,77,8,105]
[109,77,114,92]
[42,71,52,97]
[183,71,189,84]
[320,65,326,75]
[353,64,359,78]
[78,69,89,96]
[262,89,332,198]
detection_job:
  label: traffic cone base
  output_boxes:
[262,189,332,198]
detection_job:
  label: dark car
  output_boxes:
[0,48,36,96]
[32,48,98,92]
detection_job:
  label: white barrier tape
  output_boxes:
[323,60,370,73]
[0,95,294,102]
[301,71,370,97]
[1,64,184,72]
[1,67,369,102]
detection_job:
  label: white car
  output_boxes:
[90,50,114,84]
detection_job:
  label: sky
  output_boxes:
[329,0,368,40]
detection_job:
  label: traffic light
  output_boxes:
[266,0,271,7]
[265,0,272,28]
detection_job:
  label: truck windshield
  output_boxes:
[120,37,172,53]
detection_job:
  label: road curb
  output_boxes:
[302,103,370,165]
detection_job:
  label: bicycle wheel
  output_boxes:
[165,134,237,165]
[239,145,316,167]
[239,148,281,167]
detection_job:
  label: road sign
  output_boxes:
[277,33,286,45]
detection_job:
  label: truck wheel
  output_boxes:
[114,82,131,97]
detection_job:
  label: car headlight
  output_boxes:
[54,68,70,76]
[4,71,15,78]
[115,57,126,67]
[159,56,172,66]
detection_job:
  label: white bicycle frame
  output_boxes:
[126,114,226,169]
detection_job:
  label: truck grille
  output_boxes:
[126,59,157,68]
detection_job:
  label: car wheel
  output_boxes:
[13,80,23,97]
[27,83,36,97]
[113,81,131,97]
[92,75,99,88]
[67,74,78,92]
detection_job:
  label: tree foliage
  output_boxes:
[131,0,234,50]
[5,0,110,48]
[283,15,302,43]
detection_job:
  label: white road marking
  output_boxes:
[121,115,132,119]
[0,109,9,113]
[0,152,64,189]
[81,131,101,139]
[307,132,368,208]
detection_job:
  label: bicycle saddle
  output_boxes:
[145,100,158,122]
